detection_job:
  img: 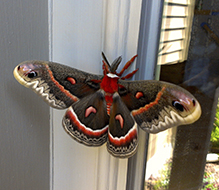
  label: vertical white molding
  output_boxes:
[99,1,142,190]
[103,0,141,71]
[127,0,164,189]
[48,1,54,190]
[51,0,141,189]
[52,2,104,190]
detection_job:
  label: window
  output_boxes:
[146,0,219,189]
[158,0,195,65]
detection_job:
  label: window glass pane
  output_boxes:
[159,0,194,65]
[162,18,186,29]
[164,6,188,17]
[158,50,182,64]
[145,0,219,189]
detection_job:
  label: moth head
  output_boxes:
[101,52,138,79]
[102,52,122,75]
[106,73,119,79]
[13,61,45,87]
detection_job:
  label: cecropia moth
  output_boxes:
[13,52,201,158]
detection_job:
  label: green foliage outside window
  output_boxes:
[210,101,219,148]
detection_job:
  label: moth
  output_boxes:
[13,52,201,158]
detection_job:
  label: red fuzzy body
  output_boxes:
[100,75,119,93]
[100,75,119,115]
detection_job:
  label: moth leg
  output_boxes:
[117,55,138,76]
[121,68,139,80]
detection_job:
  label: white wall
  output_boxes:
[0,0,50,189]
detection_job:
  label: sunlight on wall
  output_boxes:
[145,127,177,179]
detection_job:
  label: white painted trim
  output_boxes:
[50,0,142,189]
[127,0,165,189]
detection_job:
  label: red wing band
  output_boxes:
[107,121,138,158]
[63,106,108,146]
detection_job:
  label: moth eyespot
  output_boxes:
[172,101,184,112]
[192,99,196,106]
[67,77,76,85]
[85,106,97,118]
[135,91,144,99]
[115,114,124,129]
[27,71,38,78]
